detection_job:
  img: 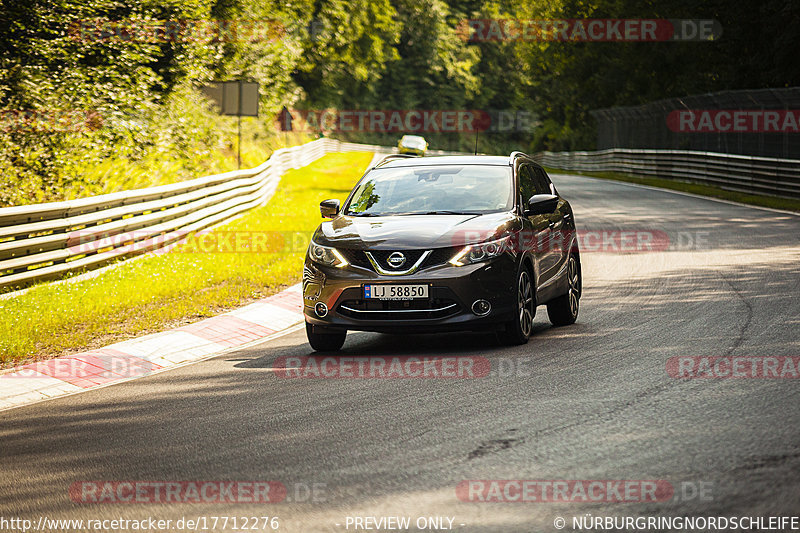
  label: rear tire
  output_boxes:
[499,265,536,345]
[306,322,346,351]
[547,252,581,327]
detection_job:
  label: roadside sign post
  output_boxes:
[201,81,259,169]
[237,82,242,168]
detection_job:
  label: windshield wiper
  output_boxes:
[421,210,482,215]
[347,211,482,216]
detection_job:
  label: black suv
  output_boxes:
[302,152,582,351]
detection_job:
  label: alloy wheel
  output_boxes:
[518,270,534,337]
[567,255,580,317]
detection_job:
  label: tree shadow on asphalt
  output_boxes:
[1,257,798,520]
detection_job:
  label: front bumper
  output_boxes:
[303,255,517,333]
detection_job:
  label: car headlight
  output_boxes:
[449,236,510,266]
[309,241,349,268]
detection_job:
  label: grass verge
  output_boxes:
[544,168,800,213]
[0,151,373,367]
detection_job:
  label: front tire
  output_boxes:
[499,266,536,345]
[306,322,346,351]
[547,252,581,327]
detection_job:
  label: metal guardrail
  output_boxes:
[14,142,770,292]
[0,138,386,291]
[534,148,800,199]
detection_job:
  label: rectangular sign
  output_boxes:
[202,81,259,117]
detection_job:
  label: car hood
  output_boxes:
[313,212,519,249]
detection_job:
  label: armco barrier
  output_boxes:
[534,148,800,199]
[0,139,387,291]
[11,143,773,292]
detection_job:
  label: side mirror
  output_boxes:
[320,199,340,218]
[526,194,559,215]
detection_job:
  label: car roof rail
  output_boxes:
[373,153,420,167]
[509,151,532,165]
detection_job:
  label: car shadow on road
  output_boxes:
[231,321,560,370]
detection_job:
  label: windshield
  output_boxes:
[344,165,513,216]
[401,136,426,148]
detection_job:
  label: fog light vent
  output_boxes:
[315,302,329,317]
[471,299,491,316]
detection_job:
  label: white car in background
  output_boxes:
[397,135,428,156]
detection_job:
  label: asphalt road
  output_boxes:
[1,174,799,532]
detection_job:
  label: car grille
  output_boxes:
[338,248,372,269]
[338,246,461,273]
[368,249,426,271]
[422,246,461,268]
[336,287,462,321]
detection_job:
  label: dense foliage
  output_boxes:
[1,0,797,205]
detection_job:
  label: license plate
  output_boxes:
[364,284,429,300]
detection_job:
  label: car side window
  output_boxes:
[518,165,537,204]
[541,169,556,195]
[532,167,552,195]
